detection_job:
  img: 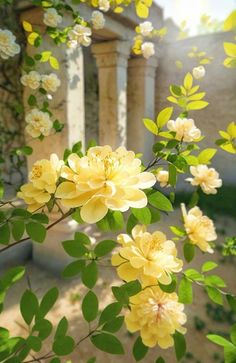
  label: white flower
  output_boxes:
[167,117,201,142]
[41,73,61,93]
[43,8,62,28]
[156,170,170,188]
[91,11,105,30]
[192,66,206,79]
[68,24,92,48]
[0,29,20,60]
[21,71,41,90]
[141,42,155,59]
[25,108,53,138]
[139,21,153,36]
[98,0,110,12]
[186,165,222,194]
[181,204,216,253]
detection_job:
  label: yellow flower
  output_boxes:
[186,165,222,195]
[125,286,186,348]
[21,71,41,90]
[167,117,201,142]
[156,170,170,188]
[43,8,62,28]
[112,225,183,285]
[68,24,92,48]
[55,146,156,224]
[141,42,155,59]
[0,29,20,59]
[181,203,216,253]
[25,108,53,138]
[17,154,63,212]
[41,73,61,93]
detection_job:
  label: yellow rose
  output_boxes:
[167,117,201,142]
[112,225,183,285]
[17,154,63,212]
[55,146,156,224]
[156,170,170,188]
[125,286,186,348]
[186,165,222,195]
[181,203,216,253]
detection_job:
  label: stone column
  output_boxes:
[91,41,130,148]
[127,56,158,162]
[21,7,86,273]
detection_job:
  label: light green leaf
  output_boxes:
[206,286,223,305]
[173,332,186,361]
[201,261,218,273]
[148,191,173,212]
[178,276,193,304]
[156,107,173,128]
[186,101,209,111]
[131,207,152,224]
[184,72,193,90]
[198,148,217,164]
[207,334,234,348]
[143,118,158,135]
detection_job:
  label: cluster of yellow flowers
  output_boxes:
[17,146,156,222]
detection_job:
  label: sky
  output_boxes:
[156,0,236,34]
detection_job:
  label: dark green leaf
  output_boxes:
[133,336,148,361]
[81,261,98,289]
[94,240,117,257]
[74,231,91,245]
[91,333,124,355]
[26,222,46,243]
[173,332,186,361]
[62,239,88,258]
[102,316,124,333]
[27,336,42,352]
[11,220,25,241]
[31,213,49,224]
[20,290,39,325]
[156,358,165,363]
[53,336,75,356]
[99,302,122,325]
[0,223,10,245]
[32,319,52,340]
[82,291,98,322]
[28,95,37,106]
[226,294,236,312]
[37,287,59,320]
[183,243,195,263]
[55,317,68,339]
[62,260,85,278]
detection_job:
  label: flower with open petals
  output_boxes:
[141,42,155,59]
[112,225,183,285]
[181,203,216,253]
[25,108,53,138]
[192,65,206,79]
[167,117,201,142]
[17,154,63,212]
[91,11,105,29]
[156,170,170,188]
[43,8,62,28]
[0,29,20,59]
[98,0,110,12]
[41,73,61,93]
[186,165,222,194]
[21,71,41,90]
[125,286,186,348]
[68,24,92,48]
[139,21,153,36]
[55,146,156,223]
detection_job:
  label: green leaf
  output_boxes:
[131,207,152,224]
[62,260,85,278]
[55,317,68,339]
[170,84,182,96]
[170,225,185,237]
[27,336,42,352]
[37,287,59,320]
[148,191,173,212]
[155,358,165,363]
[94,240,117,257]
[102,316,124,333]
[32,319,53,340]
[201,261,218,273]
[11,220,25,241]
[184,269,203,281]
[224,345,236,363]
[91,333,124,355]
[224,42,236,57]
[143,119,158,135]
[62,239,88,258]
[133,336,148,361]
[126,214,138,234]
[82,291,98,322]
[206,286,223,305]
[0,223,10,245]
[99,302,122,325]
[178,276,193,304]
[20,290,39,325]
[157,107,173,128]
[230,324,236,345]
[187,101,209,111]
[31,213,49,224]
[122,280,142,296]
[81,261,98,289]
[207,334,234,348]
[173,331,186,361]
[49,56,59,70]
[204,275,226,288]
[168,164,177,186]
[198,148,217,164]
[97,211,124,232]
[159,276,176,293]
[26,222,46,243]
[183,243,195,262]
[184,72,193,90]
[226,294,236,312]
[28,94,37,106]
[74,231,91,245]
[53,336,75,356]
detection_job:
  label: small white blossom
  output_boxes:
[141,42,155,59]
[98,0,110,12]
[91,10,105,30]
[156,170,170,187]
[68,24,92,48]
[25,109,53,138]
[21,71,41,90]
[43,8,62,28]
[186,165,222,195]
[139,21,153,36]
[41,73,61,93]
[167,117,201,142]
[192,65,206,80]
[0,29,20,59]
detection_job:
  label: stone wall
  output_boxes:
[155,31,236,186]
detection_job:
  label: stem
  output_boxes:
[0,209,73,254]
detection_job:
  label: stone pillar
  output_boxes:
[21,7,86,273]
[91,41,130,148]
[127,56,158,163]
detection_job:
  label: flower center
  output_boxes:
[31,165,43,179]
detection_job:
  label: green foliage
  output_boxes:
[91,333,124,355]
[173,332,186,361]
[82,291,98,322]
[178,276,193,304]
[148,191,173,212]
[133,336,149,361]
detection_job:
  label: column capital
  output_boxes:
[92,40,130,68]
[128,56,158,77]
